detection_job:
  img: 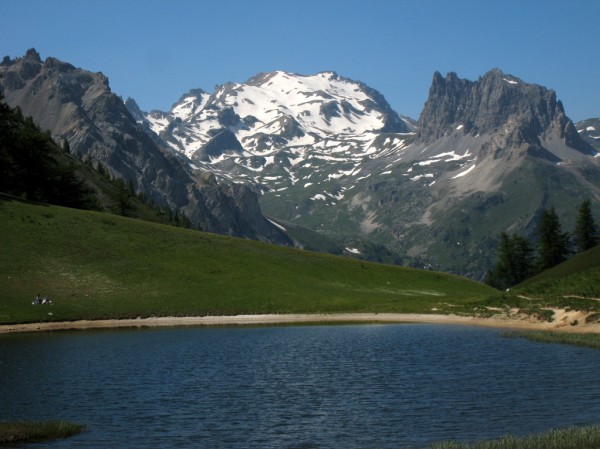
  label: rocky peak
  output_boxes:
[0,50,293,246]
[24,48,42,63]
[124,97,146,122]
[416,71,472,140]
[416,69,591,154]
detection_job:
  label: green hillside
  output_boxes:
[0,197,497,325]
[463,245,600,321]
[515,244,600,299]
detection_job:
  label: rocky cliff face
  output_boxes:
[0,49,291,244]
[417,69,592,156]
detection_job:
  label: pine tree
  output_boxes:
[486,232,535,289]
[0,93,22,195]
[574,199,598,252]
[0,94,94,206]
[24,119,57,200]
[537,207,570,272]
[113,177,134,216]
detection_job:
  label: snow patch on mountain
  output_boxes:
[452,164,476,178]
[134,70,416,198]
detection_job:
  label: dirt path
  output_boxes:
[1,312,599,334]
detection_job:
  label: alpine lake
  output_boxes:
[1,323,599,449]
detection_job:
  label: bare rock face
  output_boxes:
[417,69,593,156]
[0,49,291,244]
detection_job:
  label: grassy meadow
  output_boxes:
[0,197,497,324]
[516,244,600,300]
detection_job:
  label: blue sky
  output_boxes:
[2,0,599,121]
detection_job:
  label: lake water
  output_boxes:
[1,324,599,449]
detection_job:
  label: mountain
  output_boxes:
[138,68,600,278]
[0,49,291,244]
[128,70,420,261]
[577,118,600,152]
[367,69,600,277]
[3,50,599,277]
[129,70,413,193]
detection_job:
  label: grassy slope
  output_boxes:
[0,198,496,324]
[515,244,600,298]
[461,245,600,321]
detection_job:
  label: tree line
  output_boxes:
[0,93,195,229]
[486,200,599,290]
[93,160,192,228]
[0,93,95,208]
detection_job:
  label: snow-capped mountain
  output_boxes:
[131,68,600,278]
[130,71,413,197]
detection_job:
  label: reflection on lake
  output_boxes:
[1,324,599,448]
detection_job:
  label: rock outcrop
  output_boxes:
[0,49,291,244]
[417,69,593,157]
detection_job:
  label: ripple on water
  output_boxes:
[1,324,599,448]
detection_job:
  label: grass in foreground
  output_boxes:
[0,420,85,445]
[415,425,600,449]
[505,331,600,350]
[0,198,497,324]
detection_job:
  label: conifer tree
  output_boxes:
[537,207,570,272]
[486,232,535,289]
[0,93,21,194]
[114,177,134,216]
[574,199,598,252]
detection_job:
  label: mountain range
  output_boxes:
[0,49,291,245]
[2,49,599,278]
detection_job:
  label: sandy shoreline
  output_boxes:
[1,312,600,334]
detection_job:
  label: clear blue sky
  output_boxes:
[2,0,599,121]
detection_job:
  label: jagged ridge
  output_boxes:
[0,49,291,244]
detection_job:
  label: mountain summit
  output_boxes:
[417,69,591,157]
[131,70,413,192]
[0,50,291,243]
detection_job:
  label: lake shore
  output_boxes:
[2,310,600,334]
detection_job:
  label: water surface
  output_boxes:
[1,324,599,448]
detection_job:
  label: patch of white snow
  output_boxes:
[267,219,287,232]
[410,174,434,182]
[452,164,476,179]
